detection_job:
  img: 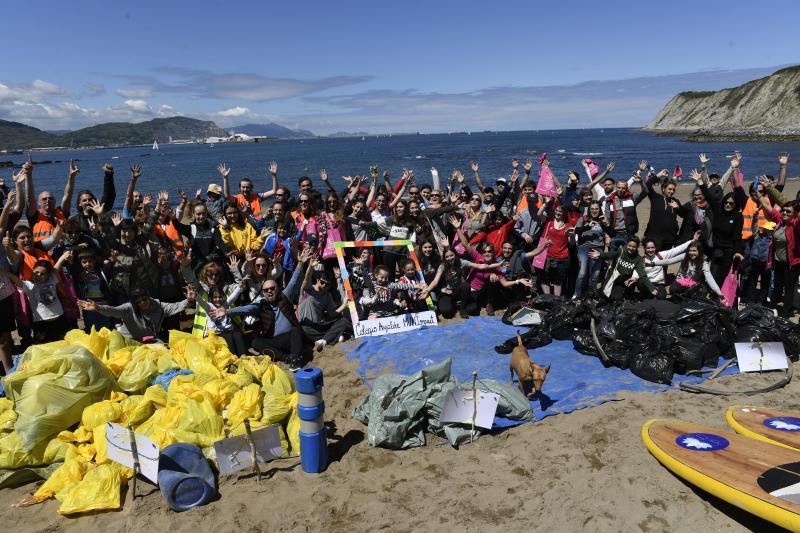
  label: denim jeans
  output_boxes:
[575,247,602,297]
[609,234,628,254]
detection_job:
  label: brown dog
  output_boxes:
[510,332,550,398]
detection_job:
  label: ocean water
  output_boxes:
[5,128,800,208]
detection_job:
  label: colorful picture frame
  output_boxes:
[334,239,438,337]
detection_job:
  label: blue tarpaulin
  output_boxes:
[341,317,737,427]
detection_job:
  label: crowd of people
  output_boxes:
[0,150,797,371]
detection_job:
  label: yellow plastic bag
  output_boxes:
[261,362,295,396]
[261,390,296,426]
[4,345,119,451]
[81,400,123,430]
[137,395,224,449]
[57,462,132,515]
[0,398,17,432]
[119,395,154,427]
[65,328,110,361]
[104,346,135,378]
[33,447,88,503]
[117,344,167,392]
[284,393,300,455]
[226,384,263,429]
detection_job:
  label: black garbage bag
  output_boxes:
[668,336,719,374]
[604,340,632,369]
[494,326,552,354]
[596,313,616,341]
[531,294,563,310]
[501,300,524,325]
[628,351,675,384]
[736,305,800,356]
[572,330,598,356]
[549,303,582,340]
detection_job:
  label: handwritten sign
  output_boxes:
[734,342,788,373]
[440,389,500,430]
[214,424,283,476]
[353,310,438,338]
[106,422,160,483]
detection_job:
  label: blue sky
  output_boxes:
[1,1,798,134]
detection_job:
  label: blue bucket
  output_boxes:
[158,443,217,511]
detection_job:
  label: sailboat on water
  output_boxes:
[152,139,159,150]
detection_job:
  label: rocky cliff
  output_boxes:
[646,65,800,138]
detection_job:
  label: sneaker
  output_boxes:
[287,355,304,372]
[314,339,327,352]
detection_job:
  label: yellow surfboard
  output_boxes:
[727,405,800,452]
[642,419,800,531]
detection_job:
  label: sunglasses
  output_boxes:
[255,263,268,269]
[299,200,310,204]
[692,195,704,199]
[471,197,481,201]
[206,272,221,278]
[262,286,277,292]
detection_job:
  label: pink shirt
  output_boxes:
[465,247,499,291]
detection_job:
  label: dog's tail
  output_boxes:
[516,330,523,348]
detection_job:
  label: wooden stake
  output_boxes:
[470,371,478,444]
[127,424,139,500]
[243,420,261,482]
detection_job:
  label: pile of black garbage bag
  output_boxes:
[495,289,800,385]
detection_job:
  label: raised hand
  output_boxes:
[217,163,231,178]
[449,190,459,204]
[142,193,153,206]
[194,188,202,199]
[470,161,479,173]
[511,158,519,170]
[699,153,710,165]
[524,159,533,173]
[510,169,520,183]
[299,246,313,264]
[260,226,274,238]
[12,167,26,184]
[227,253,239,270]
[184,284,196,301]
[779,152,790,166]
[730,152,742,169]
[606,161,616,172]
[319,169,329,182]
[430,167,439,181]
[77,299,98,312]
[216,215,228,228]
[87,199,105,215]
[454,170,464,183]
[157,189,169,204]
[639,160,649,171]
[177,188,189,202]
[370,165,379,179]
[692,230,702,242]
[69,160,80,178]
[110,212,123,226]
[244,249,255,264]
[1,231,10,248]
[130,164,142,179]
[448,215,462,229]
[87,217,98,233]
[688,169,702,183]
[268,160,278,176]
[102,163,114,174]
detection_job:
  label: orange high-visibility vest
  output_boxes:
[741,197,771,240]
[153,220,186,257]
[20,248,54,281]
[31,209,66,243]
[235,193,262,219]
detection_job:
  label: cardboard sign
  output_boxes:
[440,389,500,430]
[735,342,788,373]
[106,422,160,484]
[353,310,437,338]
[214,424,283,476]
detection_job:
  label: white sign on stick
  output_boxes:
[440,389,500,430]
[105,422,160,484]
[214,424,283,476]
[353,310,438,338]
[735,342,789,373]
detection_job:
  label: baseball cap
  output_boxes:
[207,184,222,195]
[496,177,507,184]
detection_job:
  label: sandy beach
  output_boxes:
[0,179,797,532]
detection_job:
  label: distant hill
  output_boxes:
[229,122,314,138]
[64,117,227,146]
[0,116,228,151]
[327,131,369,138]
[646,65,800,140]
[0,120,59,151]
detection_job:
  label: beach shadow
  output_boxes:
[534,392,555,411]
[325,421,364,463]
[671,472,783,532]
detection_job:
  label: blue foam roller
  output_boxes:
[300,430,328,473]
[298,401,325,421]
[295,367,324,394]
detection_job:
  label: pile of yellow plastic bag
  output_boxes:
[0,328,301,515]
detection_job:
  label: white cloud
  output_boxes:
[116,88,152,98]
[215,106,250,117]
[31,79,66,95]
[123,99,150,112]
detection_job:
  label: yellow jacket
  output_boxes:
[219,223,265,255]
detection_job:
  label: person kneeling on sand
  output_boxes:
[297,266,352,352]
[211,246,313,370]
[78,286,193,342]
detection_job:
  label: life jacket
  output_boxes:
[31,208,67,243]
[741,197,771,240]
[236,193,262,219]
[191,284,242,337]
[153,220,186,257]
[20,248,54,281]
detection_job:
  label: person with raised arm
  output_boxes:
[25,156,74,243]
[213,246,315,370]
[122,163,144,219]
[224,161,279,220]
[645,240,726,303]
[590,236,657,300]
[71,161,117,234]
[603,169,648,253]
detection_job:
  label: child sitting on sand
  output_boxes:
[360,264,424,319]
